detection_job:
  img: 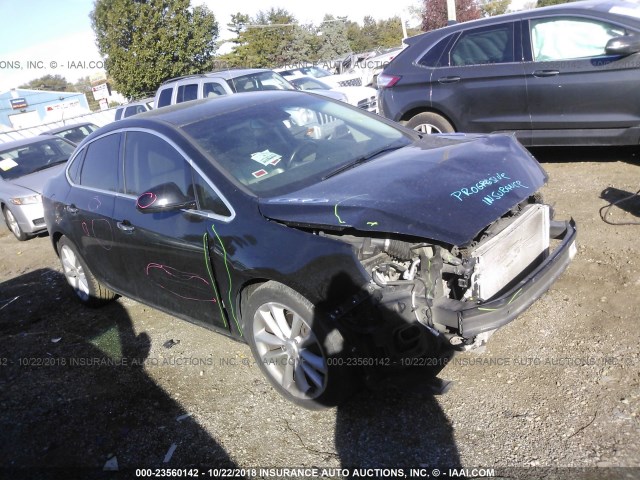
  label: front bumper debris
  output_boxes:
[434,219,577,340]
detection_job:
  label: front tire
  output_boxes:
[3,207,29,241]
[244,282,356,409]
[58,236,116,307]
[405,112,454,134]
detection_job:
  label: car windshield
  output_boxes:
[0,138,75,181]
[298,66,333,78]
[226,71,295,93]
[291,77,332,91]
[182,94,412,197]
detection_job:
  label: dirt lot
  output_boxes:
[1,147,639,479]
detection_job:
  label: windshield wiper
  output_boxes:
[322,144,405,180]
[28,159,68,174]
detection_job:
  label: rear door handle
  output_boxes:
[66,204,79,215]
[116,220,135,233]
[532,70,560,77]
[438,76,461,84]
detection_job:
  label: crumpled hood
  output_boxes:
[259,134,547,246]
[7,163,66,195]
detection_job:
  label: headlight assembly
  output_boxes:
[10,194,41,205]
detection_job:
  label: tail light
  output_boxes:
[377,74,401,89]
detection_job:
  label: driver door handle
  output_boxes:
[438,76,461,84]
[533,70,560,77]
[116,220,135,233]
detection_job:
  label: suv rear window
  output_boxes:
[157,87,173,108]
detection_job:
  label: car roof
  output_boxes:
[160,68,273,86]
[96,90,312,133]
[118,97,154,108]
[405,0,640,46]
[43,123,98,135]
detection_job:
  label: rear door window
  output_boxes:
[450,23,515,66]
[79,134,121,192]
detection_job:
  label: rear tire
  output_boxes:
[58,235,116,307]
[3,207,29,241]
[244,281,357,409]
[406,112,454,134]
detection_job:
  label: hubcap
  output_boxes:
[60,245,90,301]
[253,302,327,399]
[414,123,443,134]
[5,209,21,238]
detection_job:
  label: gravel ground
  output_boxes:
[0,147,639,479]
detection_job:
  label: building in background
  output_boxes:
[0,89,91,130]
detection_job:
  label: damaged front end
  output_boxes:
[259,133,577,366]
[317,195,577,363]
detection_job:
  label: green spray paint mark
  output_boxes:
[333,194,368,225]
[203,233,228,329]
[211,225,242,336]
[334,203,346,224]
[507,288,523,305]
[366,221,378,226]
[477,289,523,313]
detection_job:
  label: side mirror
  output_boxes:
[605,35,640,56]
[136,182,195,213]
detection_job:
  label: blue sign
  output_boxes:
[10,98,28,110]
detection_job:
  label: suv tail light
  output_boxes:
[377,74,401,89]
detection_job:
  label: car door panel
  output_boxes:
[430,21,531,133]
[523,16,640,144]
[64,133,121,284]
[111,130,229,329]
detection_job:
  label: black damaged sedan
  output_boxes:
[43,90,576,408]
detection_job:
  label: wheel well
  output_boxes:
[237,279,268,328]
[52,231,64,255]
[400,107,456,130]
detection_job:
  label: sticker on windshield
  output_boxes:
[252,169,269,178]
[0,159,18,171]
[251,150,282,166]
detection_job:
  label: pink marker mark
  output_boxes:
[145,263,217,302]
[137,192,157,209]
[88,196,102,212]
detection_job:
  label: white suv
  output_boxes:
[154,69,294,108]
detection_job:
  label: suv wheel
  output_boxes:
[406,112,454,134]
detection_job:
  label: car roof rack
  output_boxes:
[160,73,209,85]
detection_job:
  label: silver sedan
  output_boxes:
[1,136,75,240]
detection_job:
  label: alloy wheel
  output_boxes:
[414,123,443,134]
[5,209,22,238]
[252,302,328,399]
[60,244,90,301]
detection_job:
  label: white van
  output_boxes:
[154,69,295,108]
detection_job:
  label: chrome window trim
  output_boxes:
[65,128,236,223]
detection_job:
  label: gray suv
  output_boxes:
[378,0,640,146]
